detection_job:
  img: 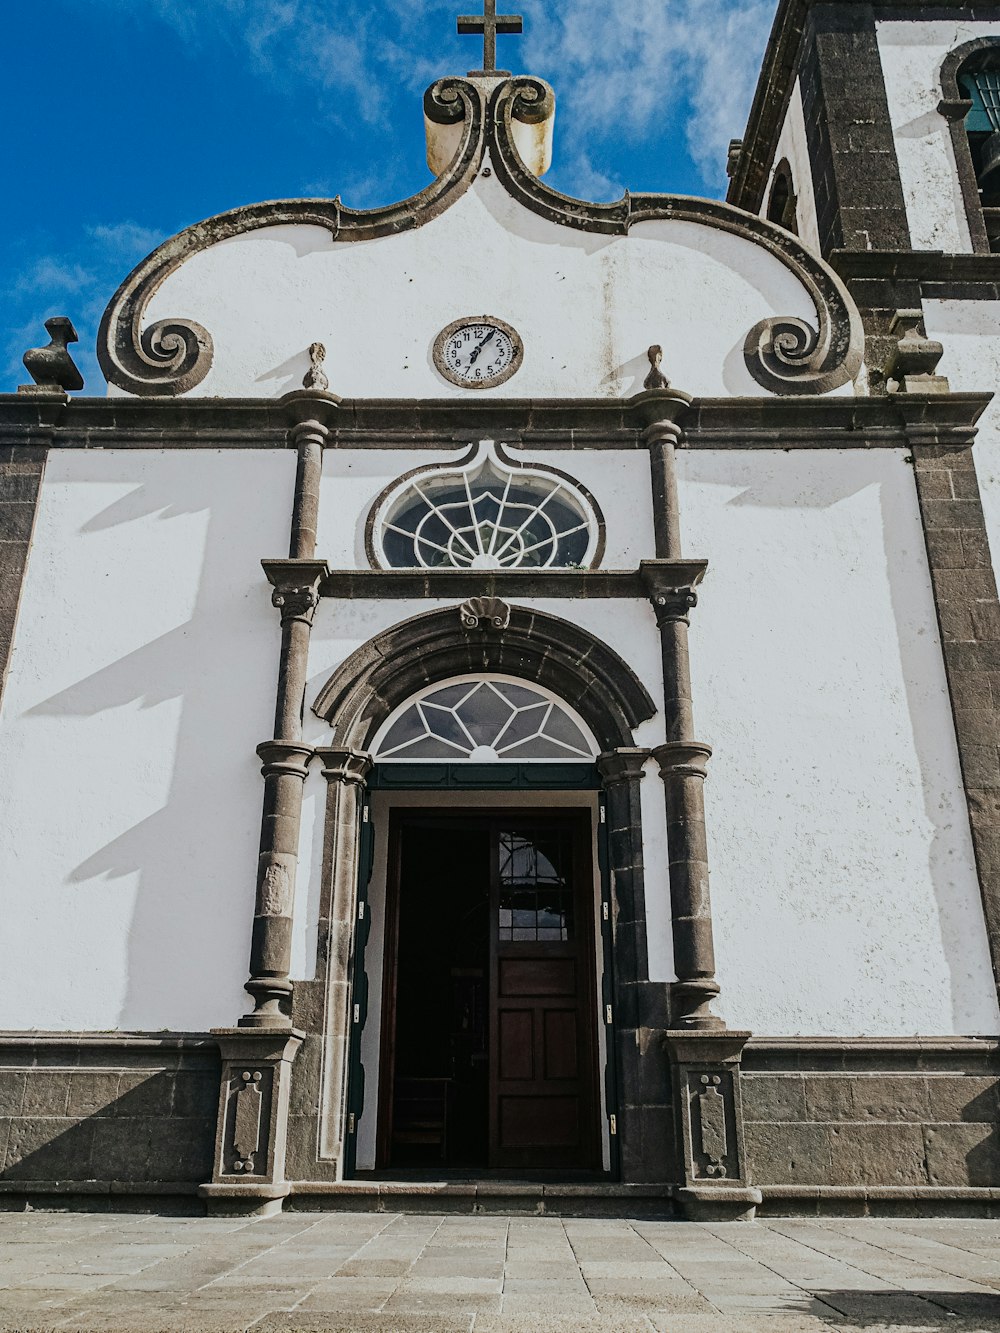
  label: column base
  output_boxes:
[676,1184,762,1222]
[198,1181,289,1218]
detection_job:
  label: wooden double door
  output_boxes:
[377,810,600,1171]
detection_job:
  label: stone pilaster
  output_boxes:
[199,1028,303,1216]
[597,747,677,1182]
[664,1030,760,1221]
[313,747,373,1174]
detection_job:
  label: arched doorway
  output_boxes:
[371,676,603,1173]
[310,604,656,1180]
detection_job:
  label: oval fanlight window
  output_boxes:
[371,675,599,762]
[367,439,603,571]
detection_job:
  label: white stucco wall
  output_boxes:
[316,446,655,570]
[0,449,294,1031]
[678,448,998,1036]
[876,19,996,252]
[923,299,1000,569]
[760,78,822,256]
[134,167,831,401]
[297,450,998,1036]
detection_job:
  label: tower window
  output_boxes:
[766,160,799,235]
[960,66,1000,234]
[943,40,1000,253]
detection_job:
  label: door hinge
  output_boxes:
[599,805,606,824]
[602,901,609,921]
[353,1003,361,1023]
[362,805,370,823]
[605,1004,613,1025]
[347,1112,356,1134]
[609,1113,617,1136]
[358,901,365,920]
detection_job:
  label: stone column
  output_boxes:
[242,559,329,1027]
[314,747,373,1173]
[641,548,720,1030]
[642,414,757,1219]
[204,396,336,1213]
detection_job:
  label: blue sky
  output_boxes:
[1,0,776,392]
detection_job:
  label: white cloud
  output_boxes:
[84,0,774,192]
[523,0,775,190]
[2,220,173,392]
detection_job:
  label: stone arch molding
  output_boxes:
[312,603,656,754]
[98,77,863,398]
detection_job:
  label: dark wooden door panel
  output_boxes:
[499,1095,581,1149]
[499,957,576,996]
[498,1008,534,1080]
[490,815,599,1170]
[543,1009,578,1079]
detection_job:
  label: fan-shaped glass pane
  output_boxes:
[373,675,598,762]
[372,440,600,571]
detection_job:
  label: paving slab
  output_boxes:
[1,1213,1000,1331]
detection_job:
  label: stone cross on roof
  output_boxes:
[457,0,523,76]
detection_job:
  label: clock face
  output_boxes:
[433,316,523,389]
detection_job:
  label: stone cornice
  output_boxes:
[317,563,708,601]
[832,250,1000,283]
[0,392,990,451]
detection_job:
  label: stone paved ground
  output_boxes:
[1,1212,1000,1332]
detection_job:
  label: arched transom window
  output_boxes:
[371,675,599,762]
[368,440,603,571]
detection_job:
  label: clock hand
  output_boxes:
[468,328,496,365]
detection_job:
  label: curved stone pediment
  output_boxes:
[97,76,863,400]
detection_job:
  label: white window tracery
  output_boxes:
[371,675,598,762]
[368,439,602,571]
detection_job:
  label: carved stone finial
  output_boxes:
[303,342,329,391]
[460,596,511,631]
[885,310,948,394]
[726,139,743,180]
[20,317,84,393]
[643,344,671,391]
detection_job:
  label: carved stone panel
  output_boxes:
[688,1069,739,1181]
[221,1065,274,1178]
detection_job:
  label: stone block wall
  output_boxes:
[0,1036,218,1209]
[742,1039,1000,1213]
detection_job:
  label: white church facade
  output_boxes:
[1,0,1000,1219]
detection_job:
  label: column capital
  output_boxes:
[315,746,373,787]
[288,417,330,452]
[639,559,707,627]
[642,417,686,449]
[279,388,342,431]
[597,747,649,786]
[263,558,329,627]
[255,740,313,780]
[652,741,712,780]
